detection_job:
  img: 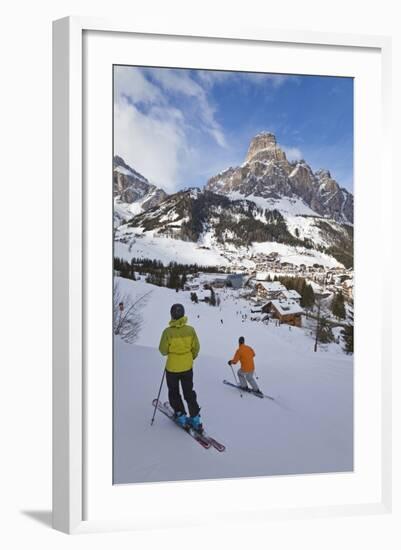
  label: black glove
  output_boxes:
[228,360,232,366]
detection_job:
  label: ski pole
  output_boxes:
[230,364,243,398]
[151,369,166,426]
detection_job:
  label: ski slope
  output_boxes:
[113,277,353,484]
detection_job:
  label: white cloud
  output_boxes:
[114,96,189,192]
[113,67,304,192]
[114,67,227,191]
[147,68,227,147]
[114,66,163,105]
[196,70,298,90]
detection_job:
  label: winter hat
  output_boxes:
[170,303,185,320]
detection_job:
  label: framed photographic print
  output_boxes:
[52,17,392,534]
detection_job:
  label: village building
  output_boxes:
[262,299,304,327]
[255,281,287,300]
[211,277,226,289]
[226,273,245,289]
[281,289,302,303]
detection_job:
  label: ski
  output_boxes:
[202,434,226,452]
[152,399,211,449]
[223,379,275,401]
[161,401,226,452]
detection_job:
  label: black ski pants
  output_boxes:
[166,368,200,417]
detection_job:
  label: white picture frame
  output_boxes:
[52,16,392,534]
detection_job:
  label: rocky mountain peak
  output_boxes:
[113,155,168,226]
[205,131,353,224]
[315,169,332,180]
[245,132,287,163]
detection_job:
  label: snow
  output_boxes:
[255,271,270,281]
[268,299,304,316]
[228,191,318,217]
[250,241,342,268]
[258,281,287,292]
[114,277,353,484]
[113,198,150,227]
[282,289,302,300]
[115,228,343,269]
[114,165,148,183]
[114,232,231,267]
[114,165,135,177]
[285,214,327,246]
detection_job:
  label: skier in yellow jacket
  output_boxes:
[159,303,202,431]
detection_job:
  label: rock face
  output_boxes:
[206,132,353,224]
[245,132,288,163]
[114,132,354,267]
[113,156,168,223]
[314,170,354,223]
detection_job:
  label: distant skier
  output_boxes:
[228,336,262,396]
[159,303,203,431]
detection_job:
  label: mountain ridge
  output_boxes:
[113,132,353,268]
[205,132,353,224]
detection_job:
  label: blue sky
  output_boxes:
[114,66,353,193]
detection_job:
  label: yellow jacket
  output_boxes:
[159,316,200,373]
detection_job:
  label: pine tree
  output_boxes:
[301,283,315,308]
[318,317,334,343]
[331,292,346,319]
[209,287,216,306]
[181,273,187,290]
[342,324,354,353]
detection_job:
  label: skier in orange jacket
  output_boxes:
[228,336,262,396]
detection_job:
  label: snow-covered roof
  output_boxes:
[342,279,354,288]
[282,289,301,300]
[258,281,287,292]
[269,299,304,316]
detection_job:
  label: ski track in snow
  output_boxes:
[114,277,353,484]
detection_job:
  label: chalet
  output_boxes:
[281,289,302,303]
[255,281,287,300]
[262,299,304,327]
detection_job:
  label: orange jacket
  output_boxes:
[231,344,255,373]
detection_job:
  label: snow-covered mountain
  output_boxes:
[114,134,354,268]
[113,156,168,226]
[206,133,353,224]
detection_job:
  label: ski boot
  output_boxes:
[173,411,189,428]
[253,389,264,397]
[188,414,203,433]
